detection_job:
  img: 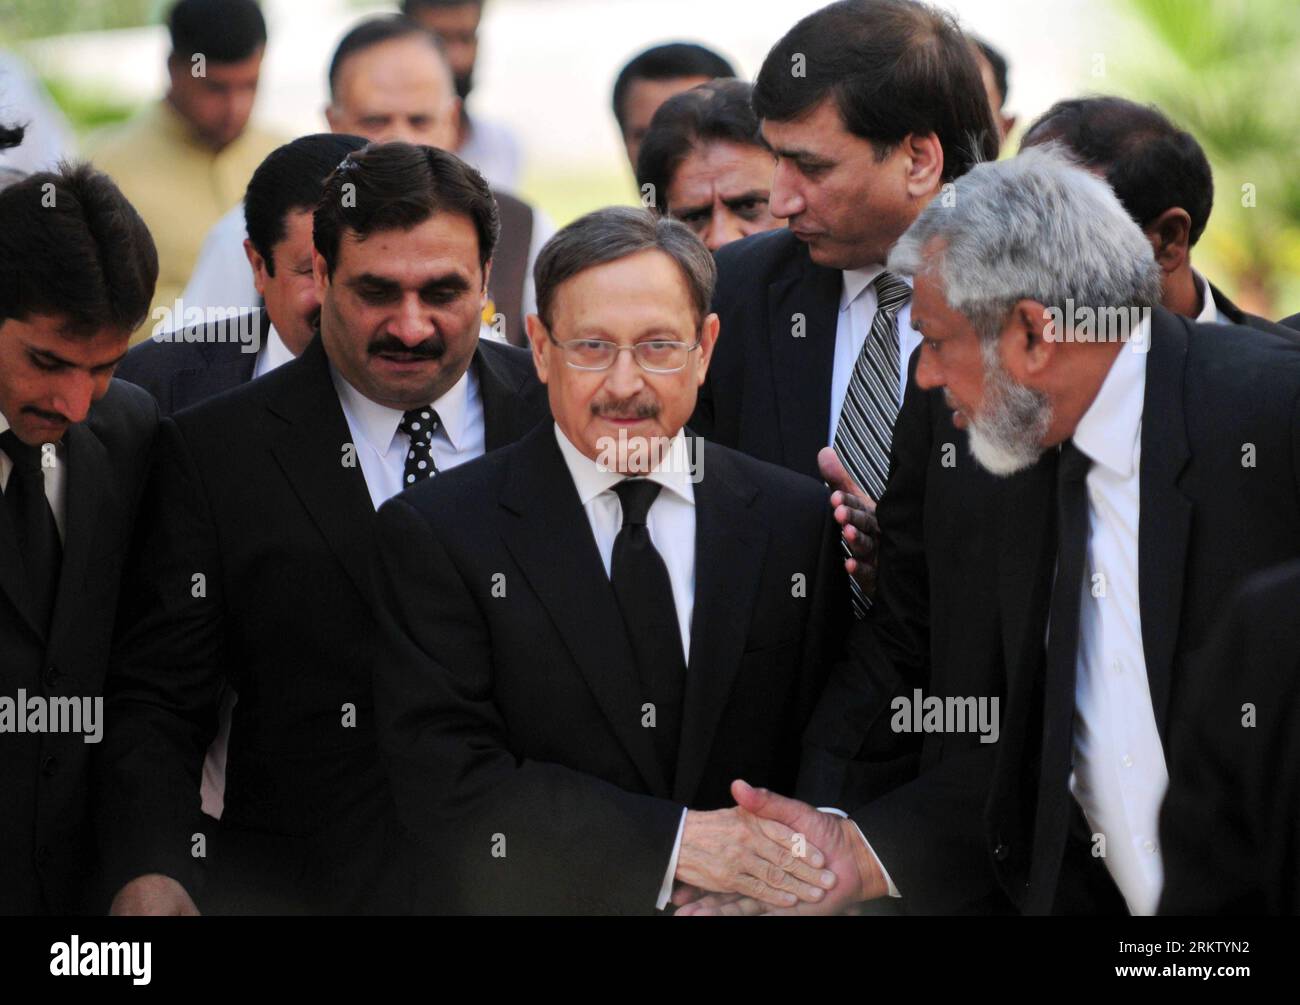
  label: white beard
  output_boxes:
[966,344,1052,476]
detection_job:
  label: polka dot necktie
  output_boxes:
[399,408,442,486]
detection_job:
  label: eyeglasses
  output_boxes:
[548,336,701,373]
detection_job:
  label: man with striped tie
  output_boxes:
[690,0,998,610]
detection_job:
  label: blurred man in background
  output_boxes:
[971,38,1016,151]
[0,49,75,174]
[184,14,549,346]
[87,0,281,344]
[1021,96,1299,337]
[612,42,735,173]
[402,0,522,190]
[637,80,781,252]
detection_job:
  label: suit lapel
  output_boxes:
[998,453,1058,700]
[476,343,539,451]
[768,253,840,472]
[45,422,115,642]
[673,440,766,804]
[499,425,670,796]
[266,338,378,602]
[1138,311,1193,743]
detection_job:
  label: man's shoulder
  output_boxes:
[87,377,160,446]
[699,436,829,512]
[383,430,526,528]
[478,337,537,381]
[714,228,810,283]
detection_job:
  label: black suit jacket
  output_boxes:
[1208,281,1300,341]
[1,381,159,915]
[691,229,843,481]
[371,423,850,914]
[113,310,266,414]
[801,309,1300,914]
[95,335,548,914]
[1158,559,1300,915]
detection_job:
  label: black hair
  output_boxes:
[973,38,1009,108]
[167,0,267,62]
[753,0,998,182]
[244,133,369,276]
[0,162,158,334]
[612,42,736,133]
[636,79,768,213]
[314,142,499,276]
[1021,96,1215,246]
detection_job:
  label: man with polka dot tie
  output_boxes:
[100,142,548,917]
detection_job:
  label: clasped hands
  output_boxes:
[671,779,888,916]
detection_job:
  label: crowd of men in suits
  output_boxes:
[1,0,1298,917]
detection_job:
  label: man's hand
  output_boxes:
[675,801,839,909]
[110,874,200,916]
[818,447,880,596]
[676,780,889,916]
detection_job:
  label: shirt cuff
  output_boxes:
[656,808,689,910]
[820,806,901,899]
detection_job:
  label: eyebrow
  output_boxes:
[27,345,128,370]
[347,272,472,294]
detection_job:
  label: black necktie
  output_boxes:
[610,478,686,786]
[399,407,441,487]
[0,430,62,630]
[1036,440,1093,865]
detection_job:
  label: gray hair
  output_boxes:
[533,205,716,330]
[888,145,1163,340]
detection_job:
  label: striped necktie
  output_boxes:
[832,270,910,615]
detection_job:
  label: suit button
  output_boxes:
[41,756,58,777]
[993,842,1010,862]
[43,665,60,688]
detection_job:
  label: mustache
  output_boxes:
[23,404,70,424]
[368,334,445,360]
[590,395,660,420]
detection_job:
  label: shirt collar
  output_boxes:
[552,423,696,508]
[841,264,912,312]
[1193,270,1220,324]
[1071,318,1149,478]
[330,358,476,456]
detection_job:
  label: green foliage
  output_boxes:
[1113,0,1300,313]
[0,0,159,43]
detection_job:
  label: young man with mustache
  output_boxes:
[97,143,549,915]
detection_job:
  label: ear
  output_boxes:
[1000,298,1055,381]
[694,312,721,386]
[244,238,269,297]
[311,248,331,303]
[1145,207,1191,275]
[524,313,551,384]
[904,132,945,198]
[324,104,340,132]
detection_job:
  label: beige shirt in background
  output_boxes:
[86,99,282,343]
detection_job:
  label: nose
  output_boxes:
[54,370,97,424]
[703,210,743,252]
[769,160,804,221]
[389,293,433,346]
[914,344,942,391]
[603,346,646,397]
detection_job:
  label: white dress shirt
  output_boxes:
[332,361,485,510]
[252,323,295,379]
[828,266,921,445]
[456,113,523,194]
[1066,322,1168,915]
[0,411,67,541]
[1193,270,1230,325]
[552,423,697,909]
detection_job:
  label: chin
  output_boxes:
[967,423,1043,477]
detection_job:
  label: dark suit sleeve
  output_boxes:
[95,417,226,902]
[797,361,932,805]
[372,496,683,915]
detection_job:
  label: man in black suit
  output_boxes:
[98,142,548,915]
[0,164,160,914]
[371,206,851,914]
[683,148,1300,917]
[1021,96,1300,340]
[1158,560,1300,915]
[691,0,997,491]
[116,133,368,414]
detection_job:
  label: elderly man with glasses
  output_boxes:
[370,206,852,915]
